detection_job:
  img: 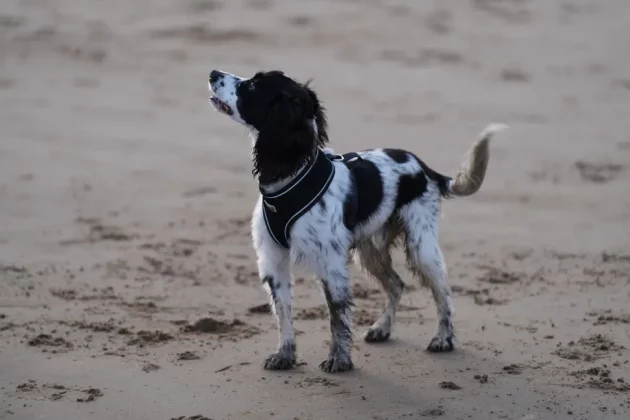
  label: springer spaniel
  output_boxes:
[208,69,507,373]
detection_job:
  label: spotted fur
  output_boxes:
[208,69,508,372]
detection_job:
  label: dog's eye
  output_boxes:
[247,80,256,91]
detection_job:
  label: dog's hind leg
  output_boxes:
[355,236,404,343]
[400,188,455,352]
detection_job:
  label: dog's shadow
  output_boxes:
[264,339,525,418]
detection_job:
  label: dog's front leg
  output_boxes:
[258,247,296,370]
[319,261,354,373]
[252,204,296,370]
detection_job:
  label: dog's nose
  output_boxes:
[209,70,222,84]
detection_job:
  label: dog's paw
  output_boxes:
[363,327,391,343]
[319,355,354,373]
[427,335,454,352]
[263,352,296,370]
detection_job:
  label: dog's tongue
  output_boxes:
[210,97,233,115]
[209,96,221,107]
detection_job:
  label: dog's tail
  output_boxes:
[445,123,509,197]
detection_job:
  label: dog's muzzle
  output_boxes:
[208,70,234,116]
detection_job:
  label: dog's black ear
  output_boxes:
[253,91,319,182]
[304,81,328,146]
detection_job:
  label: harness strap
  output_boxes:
[326,152,362,231]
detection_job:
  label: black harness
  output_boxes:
[260,149,362,249]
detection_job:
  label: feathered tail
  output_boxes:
[447,123,509,197]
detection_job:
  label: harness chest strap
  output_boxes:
[260,150,362,249]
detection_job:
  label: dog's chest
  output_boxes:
[260,151,365,249]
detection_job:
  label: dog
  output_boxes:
[208,69,507,373]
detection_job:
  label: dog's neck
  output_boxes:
[254,140,318,194]
[251,120,321,194]
[259,161,310,193]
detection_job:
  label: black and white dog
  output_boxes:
[208,69,507,373]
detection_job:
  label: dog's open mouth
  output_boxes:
[210,96,233,116]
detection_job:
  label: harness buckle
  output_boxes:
[264,200,277,213]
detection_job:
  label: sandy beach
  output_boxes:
[1,1,630,419]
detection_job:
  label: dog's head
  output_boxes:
[208,70,328,182]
